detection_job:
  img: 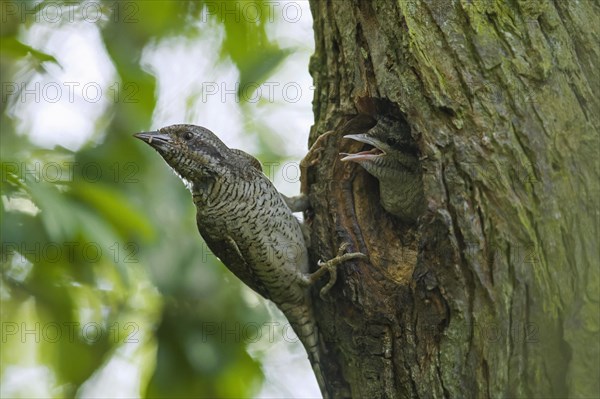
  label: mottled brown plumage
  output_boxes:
[135,124,365,396]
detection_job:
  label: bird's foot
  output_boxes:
[303,243,367,300]
[281,193,310,213]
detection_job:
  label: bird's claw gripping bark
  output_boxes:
[305,243,367,300]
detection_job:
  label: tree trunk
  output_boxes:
[303,1,599,397]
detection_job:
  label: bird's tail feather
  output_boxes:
[279,301,328,398]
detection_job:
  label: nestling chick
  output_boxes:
[341,128,425,223]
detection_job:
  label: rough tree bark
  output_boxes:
[301,1,599,398]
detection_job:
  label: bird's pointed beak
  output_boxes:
[134,131,172,151]
[340,134,386,162]
[343,134,384,148]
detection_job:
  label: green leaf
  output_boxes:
[70,182,156,242]
[0,36,58,64]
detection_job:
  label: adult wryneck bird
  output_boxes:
[134,124,366,397]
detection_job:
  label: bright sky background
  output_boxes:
[7,1,318,397]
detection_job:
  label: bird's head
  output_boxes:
[340,134,391,162]
[341,134,394,178]
[341,134,419,180]
[134,124,230,184]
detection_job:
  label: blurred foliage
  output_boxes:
[1,0,293,397]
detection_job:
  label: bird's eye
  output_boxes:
[183,132,194,141]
